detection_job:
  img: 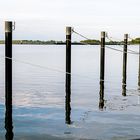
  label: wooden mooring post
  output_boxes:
[138,43,140,87]
[66,27,71,90]
[65,27,72,124]
[122,34,128,96]
[99,31,106,109]
[5,21,13,140]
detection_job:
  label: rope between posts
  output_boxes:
[72,30,93,41]
[1,55,100,80]
[0,55,128,86]
[66,38,139,55]
[105,45,139,55]
[72,30,140,55]
[106,35,139,54]
[0,58,129,88]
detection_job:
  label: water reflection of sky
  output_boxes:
[0,45,140,139]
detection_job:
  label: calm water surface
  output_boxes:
[0,45,140,140]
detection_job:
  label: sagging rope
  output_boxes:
[0,55,128,86]
[72,29,140,55]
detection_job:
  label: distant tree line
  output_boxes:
[80,38,140,45]
[0,38,140,45]
[131,38,140,44]
[80,39,100,45]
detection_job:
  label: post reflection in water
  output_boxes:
[122,84,127,96]
[5,96,13,140]
[5,101,13,140]
[65,73,71,124]
[99,80,104,109]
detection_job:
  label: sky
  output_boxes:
[0,0,140,41]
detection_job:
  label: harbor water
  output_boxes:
[0,45,140,140]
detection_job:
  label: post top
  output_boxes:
[101,31,106,38]
[66,27,72,35]
[5,21,12,32]
[124,34,128,39]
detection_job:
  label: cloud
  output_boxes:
[0,0,140,40]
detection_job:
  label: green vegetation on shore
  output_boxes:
[80,39,100,45]
[80,38,140,45]
[0,38,140,45]
[0,40,65,45]
[131,38,140,44]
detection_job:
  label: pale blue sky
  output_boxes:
[0,0,140,41]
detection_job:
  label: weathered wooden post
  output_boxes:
[5,21,13,109]
[99,31,106,109]
[122,34,128,96]
[5,21,13,140]
[66,27,71,89]
[138,43,140,87]
[65,27,72,124]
